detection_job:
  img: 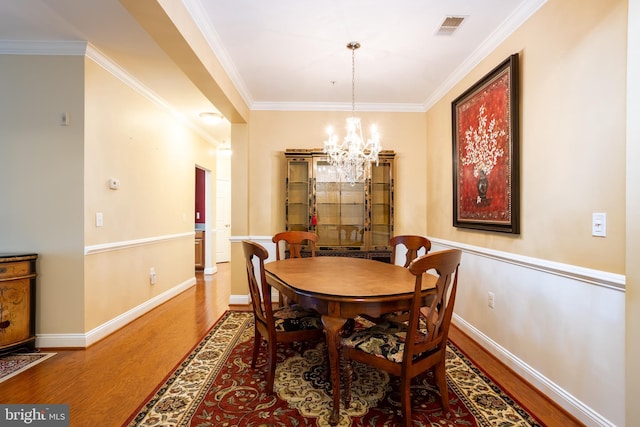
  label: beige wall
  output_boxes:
[427,0,627,274]
[0,54,218,335]
[424,1,628,423]
[0,55,86,333]
[83,58,217,331]
[230,123,249,296]
[246,110,427,235]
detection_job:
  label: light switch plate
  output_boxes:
[592,212,606,237]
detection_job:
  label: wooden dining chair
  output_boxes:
[272,230,317,260]
[242,240,325,394]
[341,249,462,427]
[364,235,432,325]
[272,231,318,306]
[390,235,432,267]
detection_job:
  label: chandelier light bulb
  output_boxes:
[326,126,334,138]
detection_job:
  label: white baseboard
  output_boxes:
[36,277,197,348]
[229,294,249,305]
[452,314,615,427]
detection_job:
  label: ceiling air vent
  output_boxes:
[436,16,466,36]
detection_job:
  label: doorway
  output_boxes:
[195,166,214,272]
[216,146,231,262]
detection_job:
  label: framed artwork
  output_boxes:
[452,54,519,234]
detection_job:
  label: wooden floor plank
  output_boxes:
[0,263,582,426]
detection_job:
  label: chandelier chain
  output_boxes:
[351,44,356,114]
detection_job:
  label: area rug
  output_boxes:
[0,351,56,383]
[125,311,541,426]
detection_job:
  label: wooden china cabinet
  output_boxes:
[284,149,395,262]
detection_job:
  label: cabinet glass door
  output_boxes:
[370,161,393,248]
[314,159,365,248]
[286,159,311,231]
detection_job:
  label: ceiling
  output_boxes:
[0,0,546,144]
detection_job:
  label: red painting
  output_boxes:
[452,54,519,234]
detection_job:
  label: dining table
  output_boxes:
[264,256,437,426]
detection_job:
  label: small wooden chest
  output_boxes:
[0,253,37,353]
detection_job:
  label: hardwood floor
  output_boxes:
[0,262,582,426]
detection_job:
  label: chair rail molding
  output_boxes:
[429,237,625,291]
[85,232,194,255]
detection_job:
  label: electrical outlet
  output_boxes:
[150,267,156,285]
[488,292,495,309]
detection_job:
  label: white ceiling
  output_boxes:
[0,0,546,143]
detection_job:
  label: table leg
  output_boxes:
[321,315,347,426]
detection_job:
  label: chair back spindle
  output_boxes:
[390,235,432,268]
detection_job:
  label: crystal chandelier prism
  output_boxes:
[323,42,381,184]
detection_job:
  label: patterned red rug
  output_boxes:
[0,351,56,383]
[124,311,541,426]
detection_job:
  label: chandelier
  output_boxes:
[323,42,382,184]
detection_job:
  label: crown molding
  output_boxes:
[0,39,87,55]
[85,43,174,112]
[251,101,427,113]
[183,0,254,109]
